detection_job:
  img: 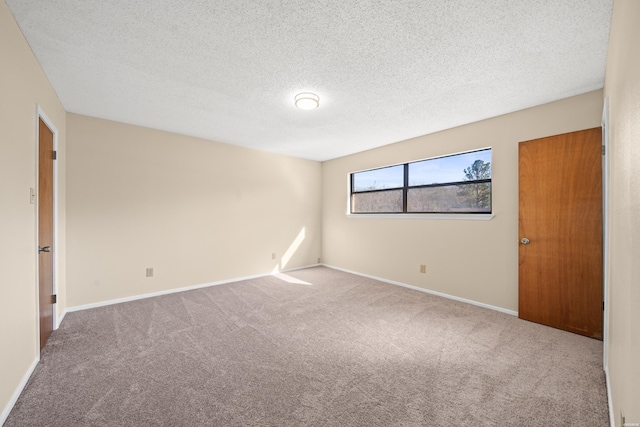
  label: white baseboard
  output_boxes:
[605,366,615,427]
[322,264,518,317]
[0,356,39,426]
[55,309,66,329]
[67,264,322,313]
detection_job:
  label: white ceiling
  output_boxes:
[7,0,613,161]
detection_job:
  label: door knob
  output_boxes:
[38,246,51,253]
[520,238,530,245]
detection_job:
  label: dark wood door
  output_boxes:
[518,127,603,339]
[38,118,55,350]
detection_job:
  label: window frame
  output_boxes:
[349,148,493,217]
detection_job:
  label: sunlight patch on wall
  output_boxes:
[272,227,306,274]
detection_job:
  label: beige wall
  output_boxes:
[322,90,603,313]
[66,114,321,308]
[0,0,67,421]
[604,0,640,424]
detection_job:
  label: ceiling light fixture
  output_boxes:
[294,92,320,110]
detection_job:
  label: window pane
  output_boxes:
[409,149,491,186]
[351,190,403,213]
[352,165,404,192]
[407,183,491,213]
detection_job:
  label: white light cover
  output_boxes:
[294,92,319,110]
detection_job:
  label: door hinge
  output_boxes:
[53,150,57,160]
[52,294,57,304]
[602,145,605,155]
[603,301,605,311]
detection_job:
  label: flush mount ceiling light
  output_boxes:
[294,92,320,110]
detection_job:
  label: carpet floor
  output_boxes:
[5,266,609,426]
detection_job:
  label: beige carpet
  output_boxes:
[5,266,609,426]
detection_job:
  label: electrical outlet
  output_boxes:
[146,268,154,277]
[272,253,276,260]
[317,257,321,264]
[420,264,426,274]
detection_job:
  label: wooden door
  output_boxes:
[38,118,55,350]
[518,127,603,339]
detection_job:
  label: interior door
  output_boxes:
[518,127,603,339]
[38,117,55,350]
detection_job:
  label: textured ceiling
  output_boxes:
[7,0,613,161]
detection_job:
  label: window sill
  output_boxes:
[346,213,494,220]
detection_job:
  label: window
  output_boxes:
[350,148,492,214]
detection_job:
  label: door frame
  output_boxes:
[35,105,60,346]
[601,98,610,369]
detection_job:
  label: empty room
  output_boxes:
[1,0,638,426]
